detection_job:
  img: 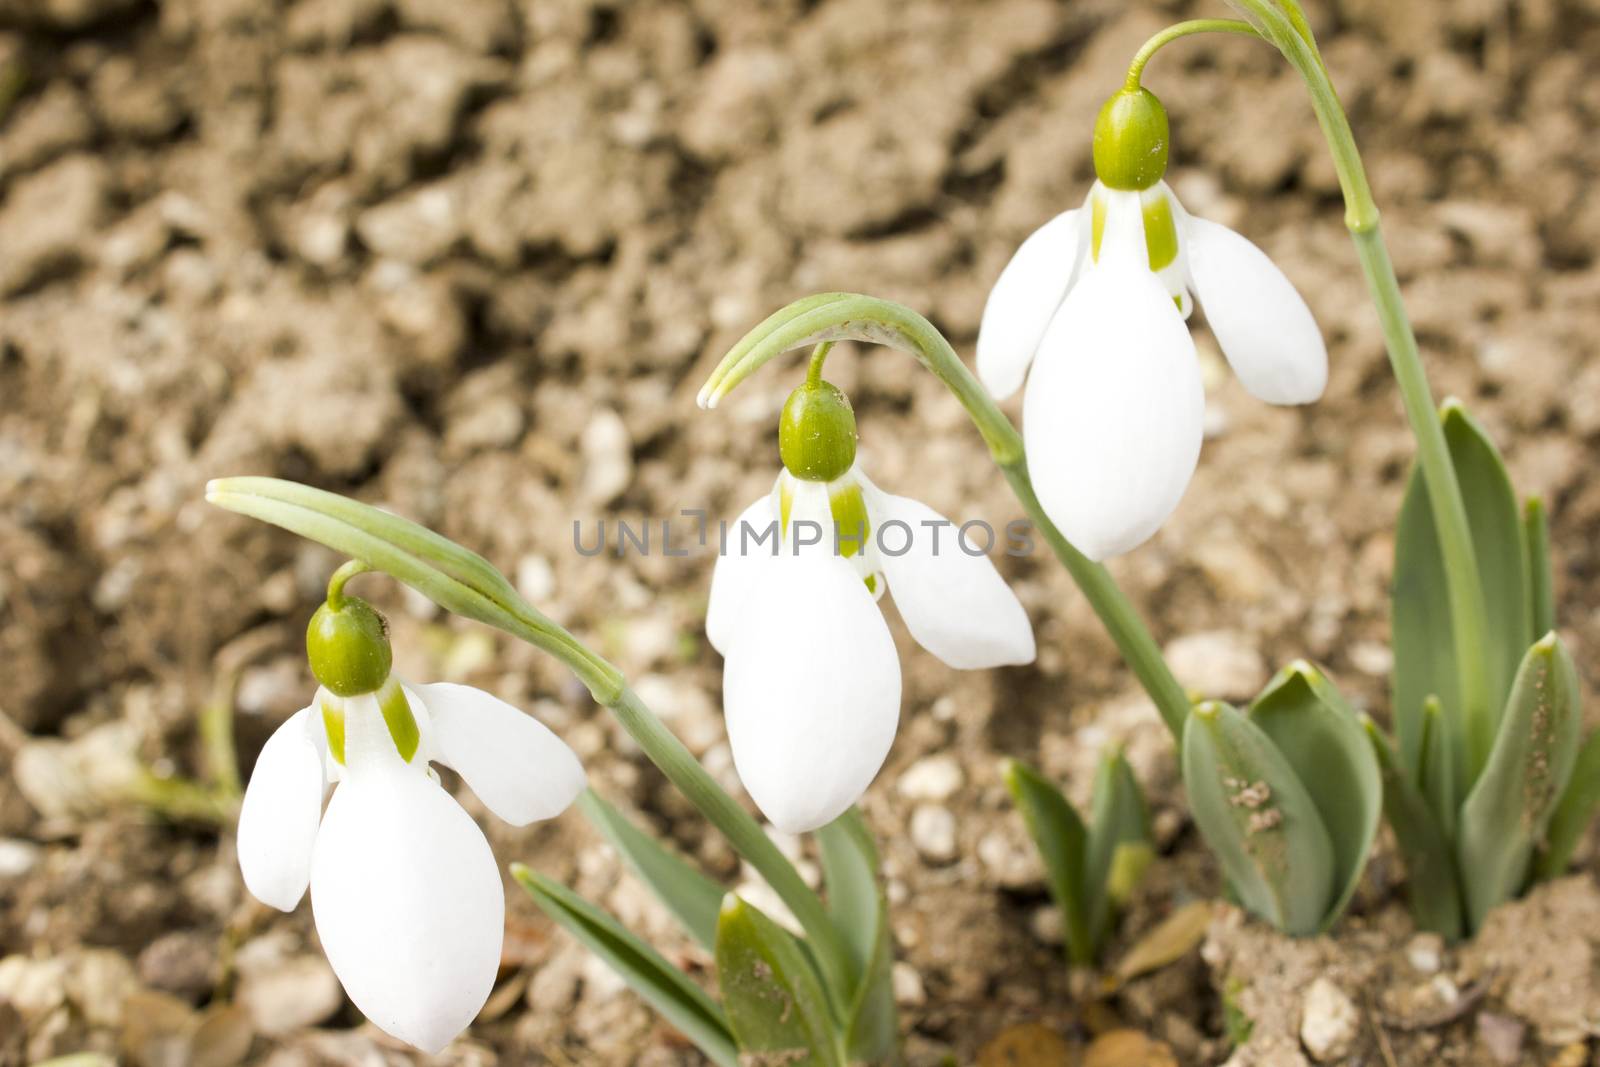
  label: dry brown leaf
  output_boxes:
[1113,901,1213,983]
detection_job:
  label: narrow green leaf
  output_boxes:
[1458,634,1582,929]
[1247,662,1382,931]
[1535,727,1600,882]
[1002,759,1093,963]
[578,789,726,952]
[715,895,845,1066]
[1417,696,1455,838]
[816,811,899,1065]
[1361,718,1463,939]
[1524,497,1555,637]
[1085,748,1153,942]
[1391,403,1530,787]
[816,810,878,978]
[513,866,738,1067]
[1181,701,1335,935]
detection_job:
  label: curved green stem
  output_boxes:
[806,342,834,387]
[325,559,371,609]
[1213,0,1495,776]
[1124,19,1261,90]
[204,477,857,1008]
[699,295,1192,740]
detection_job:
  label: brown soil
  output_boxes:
[1,0,1598,1064]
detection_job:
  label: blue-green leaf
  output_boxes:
[513,866,738,1067]
[1182,701,1335,936]
[1458,634,1582,929]
[1003,758,1093,963]
[1417,696,1455,838]
[1362,718,1463,939]
[578,789,726,952]
[816,811,899,1064]
[1535,727,1600,882]
[1248,662,1381,930]
[1391,402,1529,792]
[715,894,845,1066]
[1085,748,1153,940]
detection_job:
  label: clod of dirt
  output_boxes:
[1460,876,1600,1045]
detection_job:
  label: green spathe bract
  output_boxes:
[780,378,858,483]
[306,596,392,697]
[1093,87,1170,191]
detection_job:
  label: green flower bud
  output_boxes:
[779,379,857,483]
[1093,87,1170,191]
[306,596,393,697]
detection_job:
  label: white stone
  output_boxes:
[897,755,964,802]
[1164,630,1268,701]
[1299,976,1359,1062]
[1405,932,1443,975]
[909,805,957,863]
[891,962,926,1006]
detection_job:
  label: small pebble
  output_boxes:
[891,962,925,1006]
[1300,976,1359,1062]
[910,805,958,864]
[1405,932,1443,975]
[897,755,964,802]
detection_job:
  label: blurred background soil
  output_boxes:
[1,0,1599,1063]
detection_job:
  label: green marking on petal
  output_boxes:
[829,481,870,560]
[864,574,877,595]
[322,697,347,766]
[779,477,794,538]
[378,679,421,763]
[1143,193,1178,272]
[1091,191,1106,263]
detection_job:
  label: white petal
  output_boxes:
[866,489,1035,669]
[1186,216,1328,404]
[311,767,504,1053]
[976,209,1083,401]
[237,705,326,912]
[414,682,585,826]
[707,493,778,655]
[1022,260,1203,560]
[723,550,901,833]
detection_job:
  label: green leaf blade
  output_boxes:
[715,895,845,1066]
[816,810,899,1065]
[1002,759,1094,963]
[1535,726,1600,882]
[1181,701,1336,936]
[1362,718,1463,938]
[1085,748,1153,942]
[1247,663,1382,931]
[513,866,738,1067]
[1391,403,1529,785]
[578,789,727,952]
[1458,634,1583,929]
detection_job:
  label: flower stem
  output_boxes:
[700,295,1192,741]
[1124,19,1261,91]
[806,341,834,386]
[1215,0,1496,777]
[325,559,371,609]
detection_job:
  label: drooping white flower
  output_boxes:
[708,462,1035,834]
[238,666,584,1052]
[977,87,1327,561]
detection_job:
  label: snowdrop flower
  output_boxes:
[237,592,585,1053]
[707,375,1035,833]
[977,86,1328,560]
